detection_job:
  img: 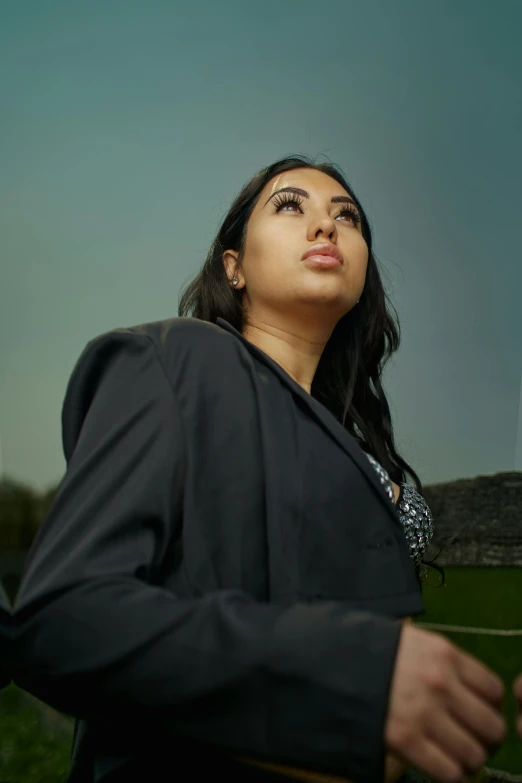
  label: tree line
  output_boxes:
[0,477,61,551]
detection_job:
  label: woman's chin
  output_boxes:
[293,285,353,313]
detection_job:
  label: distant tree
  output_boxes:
[38,482,61,522]
[0,477,61,550]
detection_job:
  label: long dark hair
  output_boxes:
[179,154,444,588]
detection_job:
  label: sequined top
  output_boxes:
[364,453,434,565]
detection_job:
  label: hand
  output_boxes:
[514,672,522,739]
[384,623,507,783]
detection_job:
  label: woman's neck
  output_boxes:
[242,317,333,394]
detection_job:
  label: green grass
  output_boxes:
[415,566,522,775]
[419,566,522,628]
[0,684,73,783]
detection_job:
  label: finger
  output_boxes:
[404,736,464,783]
[447,679,507,748]
[454,650,505,706]
[425,711,487,774]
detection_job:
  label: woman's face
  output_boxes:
[224,168,369,328]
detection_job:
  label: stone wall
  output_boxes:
[421,471,522,567]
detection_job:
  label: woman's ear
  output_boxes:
[223,250,242,288]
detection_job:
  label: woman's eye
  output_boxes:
[338,208,361,226]
[274,197,361,226]
[275,198,302,212]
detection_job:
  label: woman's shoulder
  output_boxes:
[74,316,248,396]
[83,316,221,349]
[81,316,238,364]
[62,318,247,458]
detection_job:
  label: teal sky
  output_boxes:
[1,0,521,491]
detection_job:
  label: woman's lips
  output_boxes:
[302,254,342,268]
[302,243,344,264]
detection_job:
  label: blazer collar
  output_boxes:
[216,318,400,521]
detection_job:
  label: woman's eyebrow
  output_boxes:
[263,186,357,208]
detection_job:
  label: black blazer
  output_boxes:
[13,316,424,783]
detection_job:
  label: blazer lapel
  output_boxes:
[216,318,401,525]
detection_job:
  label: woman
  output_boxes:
[13,155,441,783]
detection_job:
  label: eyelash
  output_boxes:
[272,193,361,226]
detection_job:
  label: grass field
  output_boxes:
[0,684,72,783]
[2,566,521,781]
[416,566,522,775]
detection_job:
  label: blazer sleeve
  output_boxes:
[13,329,404,783]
